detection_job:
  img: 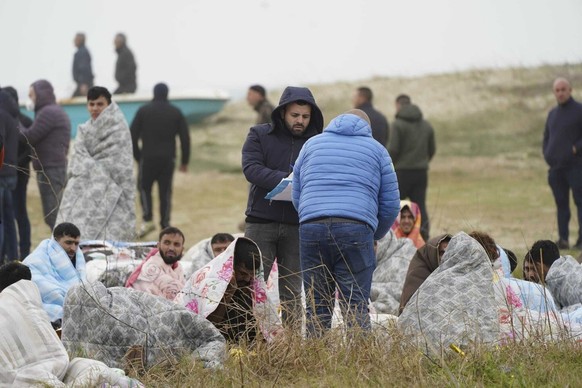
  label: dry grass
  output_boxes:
[23,63,582,385]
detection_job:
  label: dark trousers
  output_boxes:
[138,158,174,229]
[36,167,67,231]
[548,167,582,244]
[244,221,303,328]
[13,171,31,259]
[0,176,18,262]
[396,169,430,240]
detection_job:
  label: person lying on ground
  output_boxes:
[22,222,86,327]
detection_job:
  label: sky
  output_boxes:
[1,0,581,100]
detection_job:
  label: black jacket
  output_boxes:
[114,45,137,94]
[543,97,582,170]
[72,44,94,86]
[0,91,20,177]
[242,86,323,224]
[357,101,389,146]
[130,100,190,165]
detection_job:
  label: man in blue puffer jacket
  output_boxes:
[242,86,324,328]
[292,109,400,336]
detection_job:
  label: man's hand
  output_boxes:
[79,84,89,96]
[179,164,188,173]
[573,145,577,155]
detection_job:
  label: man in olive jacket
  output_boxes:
[388,94,435,241]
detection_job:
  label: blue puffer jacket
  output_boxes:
[292,113,400,240]
[242,86,324,224]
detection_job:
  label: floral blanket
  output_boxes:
[175,237,281,341]
[56,102,136,241]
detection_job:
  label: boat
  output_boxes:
[21,90,230,138]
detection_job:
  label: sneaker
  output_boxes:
[556,239,570,250]
[138,221,155,238]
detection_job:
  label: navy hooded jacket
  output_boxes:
[242,86,324,225]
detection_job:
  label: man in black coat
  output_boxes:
[113,33,137,94]
[352,86,389,146]
[131,83,190,236]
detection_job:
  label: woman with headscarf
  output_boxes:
[391,200,425,248]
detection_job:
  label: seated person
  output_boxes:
[182,232,236,277]
[0,262,143,386]
[23,222,86,326]
[177,237,281,343]
[391,200,425,248]
[524,240,582,310]
[126,227,186,300]
[0,261,32,292]
[399,231,498,314]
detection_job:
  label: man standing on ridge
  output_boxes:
[543,77,582,250]
[113,33,137,94]
[71,32,94,97]
[352,86,389,146]
[242,86,324,328]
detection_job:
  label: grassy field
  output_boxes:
[24,63,582,385]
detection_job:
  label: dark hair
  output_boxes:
[53,222,81,239]
[0,262,32,292]
[211,233,235,245]
[2,86,18,104]
[159,226,185,244]
[504,248,518,273]
[87,86,112,104]
[396,94,411,105]
[526,240,560,268]
[357,86,373,103]
[249,84,266,98]
[234,238,260,271]
[468,231,498,262]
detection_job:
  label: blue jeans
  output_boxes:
[245,221,302,327]
[0,175,18,262]
[548,167,582,244]
[300,219,375,337]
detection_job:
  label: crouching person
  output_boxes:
[22,222,86,328]
[176,237,282,343]
[126,226,186,300]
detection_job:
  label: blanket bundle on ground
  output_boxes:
[0,280,142,387]
[176,237,281,341]
[546,256,582,324]
[398,233,581,354]
[371,230,417,315]
[62,281,226,369]
[23,238,86,321]
[56,102,136,241]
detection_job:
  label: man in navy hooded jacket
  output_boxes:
[242,86,323,328]
[543,78,582,250]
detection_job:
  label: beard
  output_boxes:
[160,250,183,265]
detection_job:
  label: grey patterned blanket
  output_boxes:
[371,231,418,314]
[62,282,226,369]
[546,256,582,308]
[56,102,136,241]
[398,232,499,353]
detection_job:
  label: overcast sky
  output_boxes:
[1,0,581,99]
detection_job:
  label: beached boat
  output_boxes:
[21,90,230,138]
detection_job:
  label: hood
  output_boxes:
[153,83,169,101]
[396,104,423,122]
[31,79,56,112]
[271,86,323,136]
[323,113,371,137]
[0,90,19,118]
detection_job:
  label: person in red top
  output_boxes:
[391,200,425,248]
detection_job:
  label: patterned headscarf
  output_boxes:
[391,200,425,248]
